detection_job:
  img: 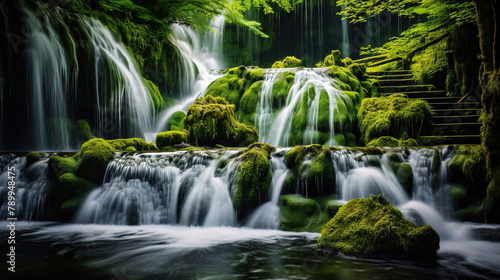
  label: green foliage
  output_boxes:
[76,138,116,184]
[156,131,188,149]
[317,195,440,259]
[107,138,158,151]
[272,56,302,68]
[233,143,275,218]
[358,95,433,144]
[184,95,258,147]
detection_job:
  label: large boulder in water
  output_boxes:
[317,195,440,260]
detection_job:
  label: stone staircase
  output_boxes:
[367,69,482,146]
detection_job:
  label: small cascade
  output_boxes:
[246,149,289,229]
[0,155,50,220]
[24,7,74,151]
[254,69,285,142]
[75,151,239,226]
[83,18,155,142]
[260,69,354,146]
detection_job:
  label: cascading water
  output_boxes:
[153,18,225,134]
[0,154,50,220]
[83,18,155,142]
[340,4,349,57]
[24,7,74,151]
[257,68,354,146]
[246,148,290,229]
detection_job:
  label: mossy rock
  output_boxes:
[233,143,275,219]
[367,136,418,148]
[449,184,469,210]
[60,195,88,222]
[184,96,258,147]
[396,163,414,196]
[324,50,345,67]
[279,194,320,231]
[272,56,302,68]
[142,78,163,112]
[75,119,93,143]
[455,205,483,223]
[26,152,46,167]
[348,63,368,81]
[156,131,188,149]
[239,80,263,126]
[358,95,433,144]
[318,195,440,260]
[107,138,158,152]
[168,111,186,131]
[59,173,94,198]
[342,57,353,66]
[76,138,116,184]
[272,71,295,106]
[284,145,335,197]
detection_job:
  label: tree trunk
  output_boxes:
[476,0,500,222]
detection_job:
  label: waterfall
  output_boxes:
[246,149,289,229]
[258,69,353,146]
[24,7,74,151]
[83,18,155,142]
[153,18,225,134]
[0,154,50,220]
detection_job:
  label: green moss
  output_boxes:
[358,95,433,144]
[76,138,116,184]
[272,71,295,106]
[455,205,483,222]
[450,185,469,210]
[184,96,258,147]
[239,81,263,126]
[59,173,94,197]
[342,57,353,66]
[367,136,418,148]
[142,77,164,111]
[396,163,414,196]
[26,152,45,166]
[317,195,440,259]
[107,138,158,152]
[60,195,88,222]
[324,50,345,67]
[348,63,368,81]
[272,56,302,68]
[168,111,186,131]
[156,131,188,149]
[75,119,93,143]
[280,194,320,231]
[49,155,79,175]
[233,143,275,218]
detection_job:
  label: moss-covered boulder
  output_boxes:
[168,111,186,131]
[184,96,258,147]
[76,138,115,184]
[358,94,433,144]
[280,194,340,232]
[317,195,440,259]
[107,138,158,152]
[284,145,335,197]
[233,143,275,219]
[26,151,46,167]
[156,131,188,149]
[324,50,345,67]
[385,153,414,196]
[272,56,302,68]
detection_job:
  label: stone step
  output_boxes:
[378,79,415,86]
[368,74,414,80]
[380,85,436,93]
[433,108,481,116]
[382,90,447,99]
[367,70,412,76]
[433,115,481,123]
[428,102,481,110]
[419,96,461,103]
[431,123,482,134]
[417,135,481,146]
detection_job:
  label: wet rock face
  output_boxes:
[317,195,440,260]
